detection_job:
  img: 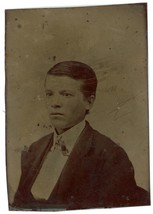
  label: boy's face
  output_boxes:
[45,75,94,134]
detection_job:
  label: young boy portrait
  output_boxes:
[12,61,150,210]
[5,4,150,211]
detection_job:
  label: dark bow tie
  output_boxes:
[55,136,69,156]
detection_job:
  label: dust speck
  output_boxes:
[17,24,22,29]
[53,56,56,61]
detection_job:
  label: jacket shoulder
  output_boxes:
[30,132,53,151]
[91,128,131,161]
[92,128,120,150]
[27,132,53,153]
[21,133,53,171]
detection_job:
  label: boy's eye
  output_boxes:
[63,93,71,97]
[62,92,73,97]
[46,92,53,97]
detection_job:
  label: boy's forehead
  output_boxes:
[45,75,84,90]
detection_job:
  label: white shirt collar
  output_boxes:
[53,120,86,153]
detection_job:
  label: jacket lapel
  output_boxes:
[20,133,54,192]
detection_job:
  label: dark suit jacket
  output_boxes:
[12,122,150,210]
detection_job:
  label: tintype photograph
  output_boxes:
[5,3,150,211]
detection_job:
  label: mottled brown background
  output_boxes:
[6,3,149,204]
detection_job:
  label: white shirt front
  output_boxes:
[31,120,85,200]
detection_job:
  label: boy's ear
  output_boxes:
[86,95,95,110]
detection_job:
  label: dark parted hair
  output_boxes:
[46,61,97,98]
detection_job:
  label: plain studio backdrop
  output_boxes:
[5,3,149,204]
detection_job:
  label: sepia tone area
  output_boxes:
[5,4,149,206]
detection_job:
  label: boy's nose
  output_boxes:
[50,95,62,108]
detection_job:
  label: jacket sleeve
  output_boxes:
[11,149,36,209]
[97,145,150,207]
